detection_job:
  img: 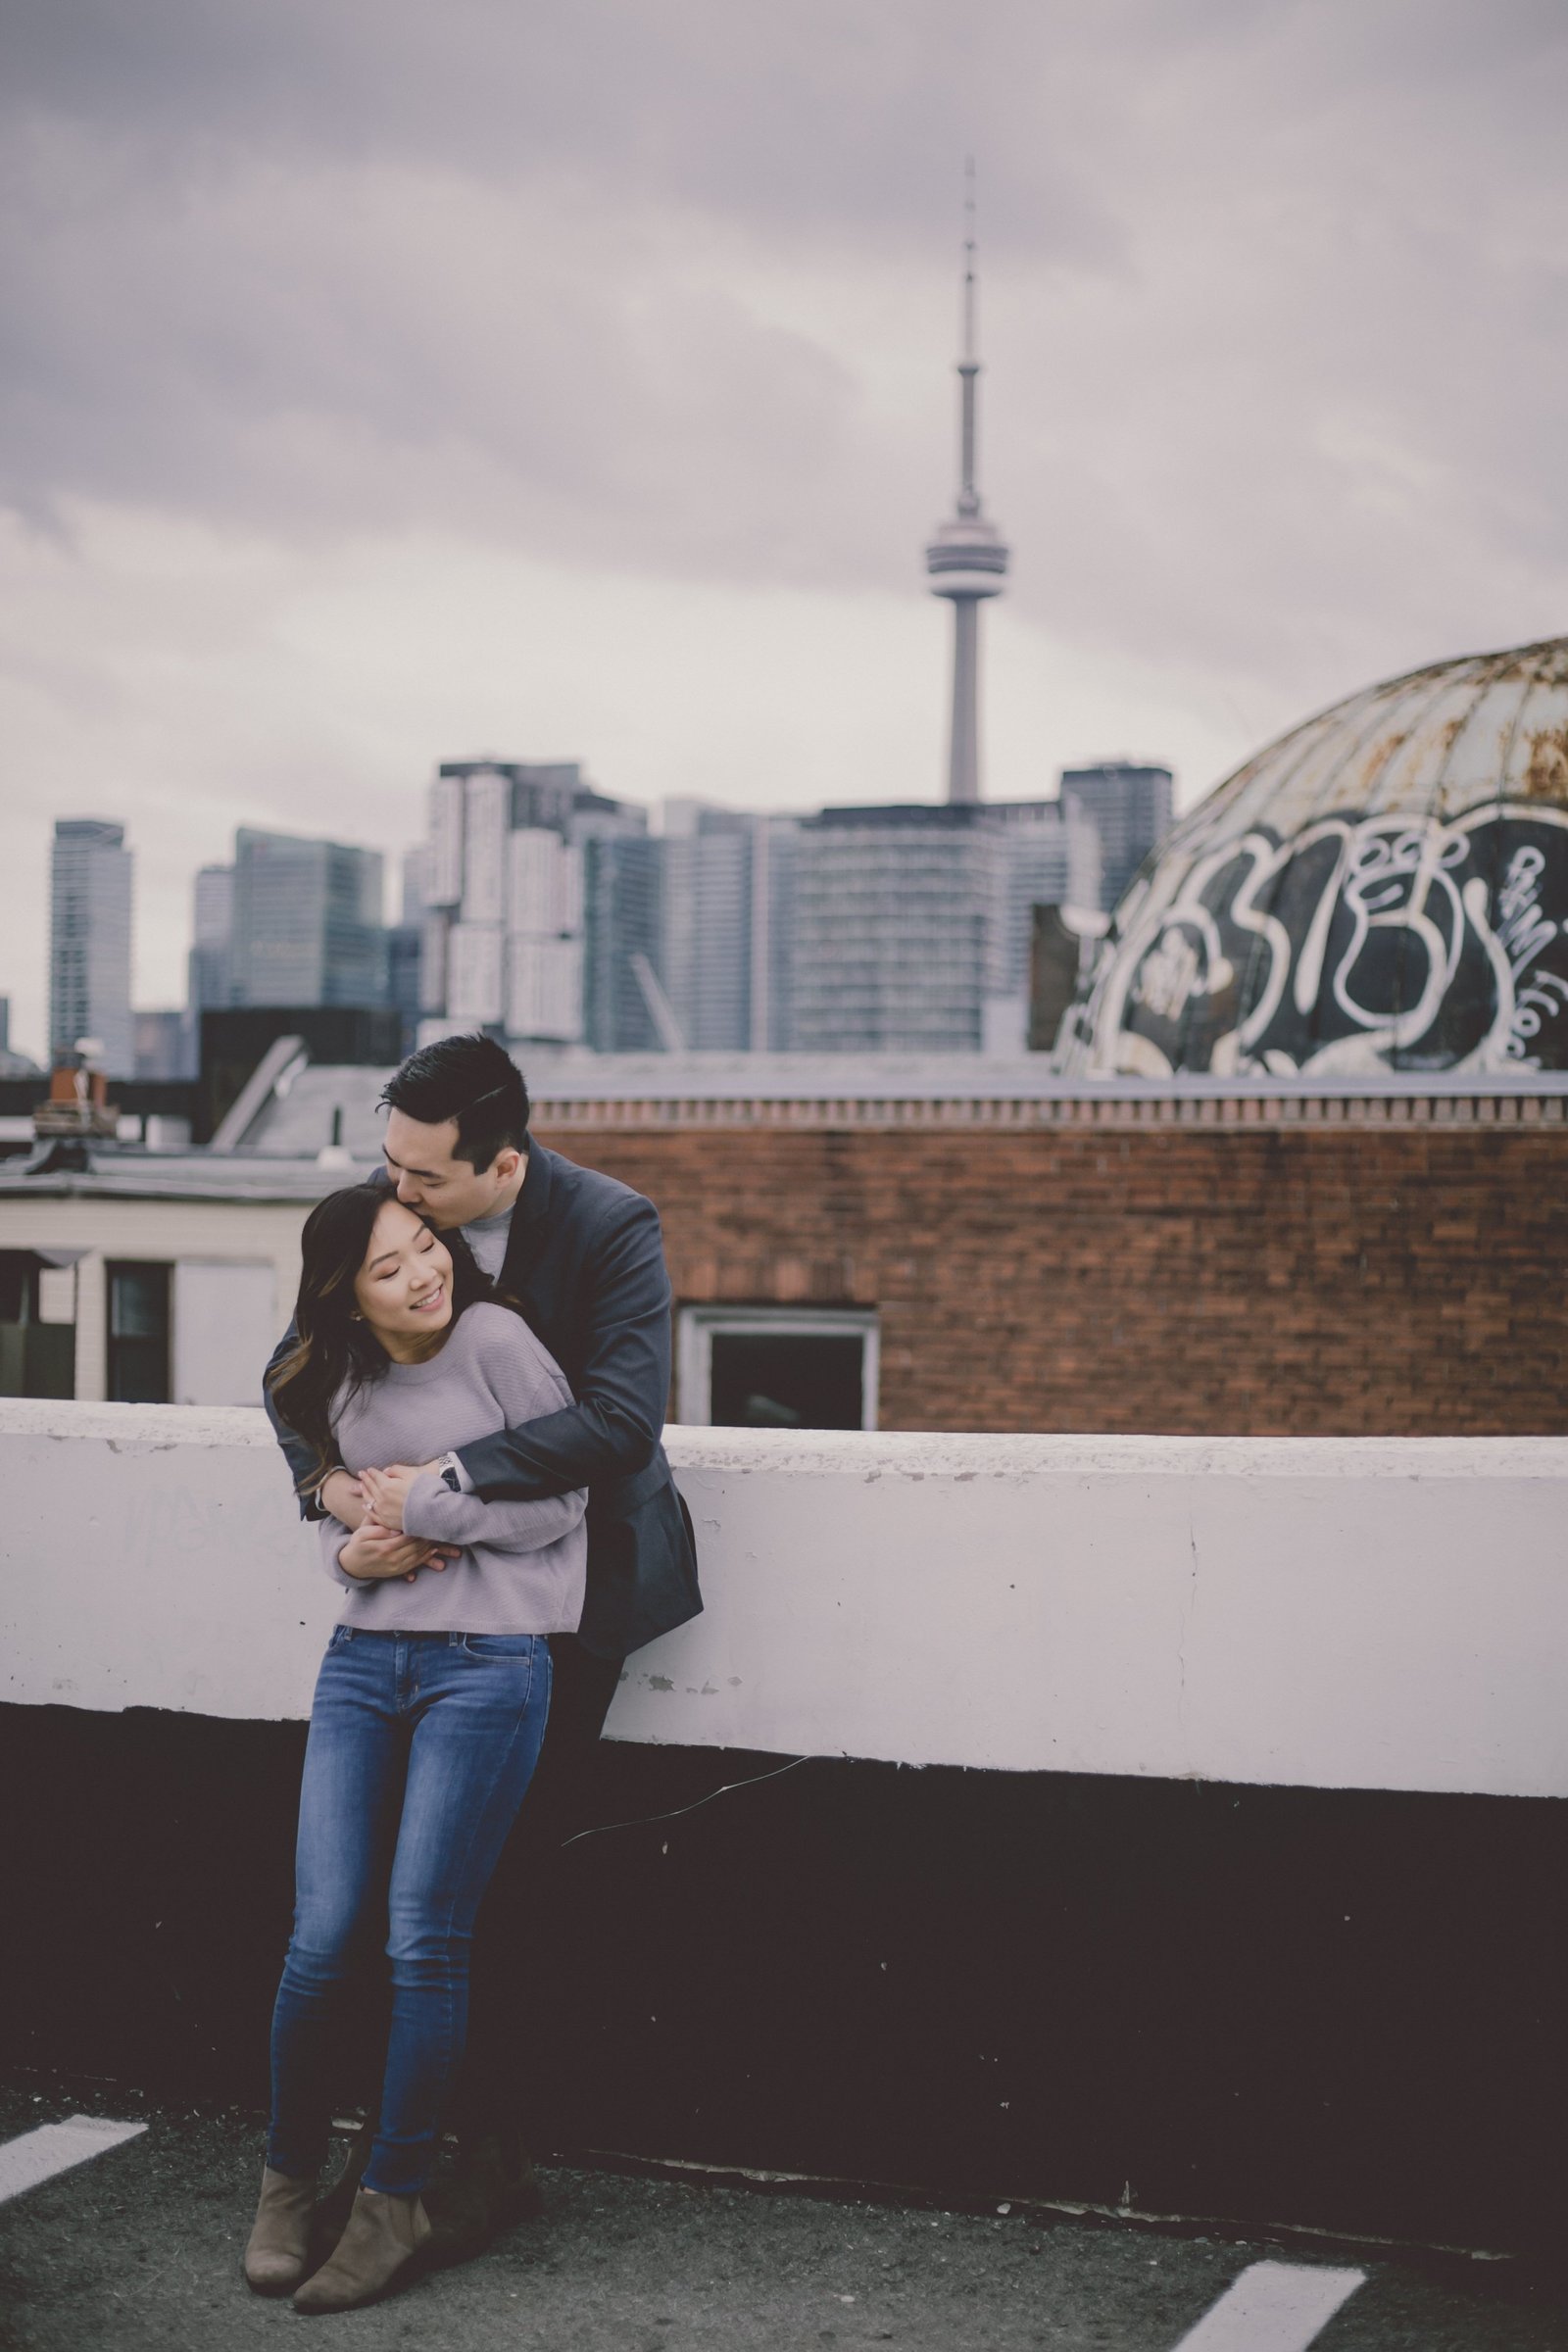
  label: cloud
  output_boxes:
[2,1,1562,636]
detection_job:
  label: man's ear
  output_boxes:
[494,1147,522,1186]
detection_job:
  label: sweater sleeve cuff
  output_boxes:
[402,1470,455,1541]
[319,1518,357,1588]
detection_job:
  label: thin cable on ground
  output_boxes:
[561,1754,813,1848]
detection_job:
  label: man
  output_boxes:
[265,1031,701,2258]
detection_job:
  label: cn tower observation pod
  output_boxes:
[1057,636,1568,1078]
[925,509,1009,603]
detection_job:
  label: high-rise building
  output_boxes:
[384,846,426,1054]
[420,760,633,1049]
[399,845,428,927]
[386,925,422,1054]
[0,996,40,1077]
[924,168,1009,806]
[187,864,235,1015]
[788,808,1002,1053]
[581,823,662,1053]
[133,1009,195,1081]
[577,803,799,1055]
[229,830,388,1008]
[660,802,759,1053]
[985,797,1103,992]
[785,801,1098,1054]
[1058,763,1175,912]
[505,825,584,1043]
[50,819,134,1076]
[748,815,800,1053]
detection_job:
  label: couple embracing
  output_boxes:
[245,1032,701,2314]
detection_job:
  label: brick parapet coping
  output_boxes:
[535,1090,1568,1132]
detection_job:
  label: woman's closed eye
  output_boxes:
[375,1240,437,1282]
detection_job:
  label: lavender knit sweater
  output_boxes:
[318,1302,587,1636]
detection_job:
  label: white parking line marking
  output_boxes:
[0,2115,147,2205]
[1170,2261,1366,2352]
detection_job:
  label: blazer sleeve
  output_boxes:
[405,1305,590,1547]
[454,1194,671,1503]
[263,1318,337,1522]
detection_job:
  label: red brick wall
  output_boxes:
[533,1118,1568,1436]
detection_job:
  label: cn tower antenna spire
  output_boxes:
[925,160,1009,805]
[960,154,978,505]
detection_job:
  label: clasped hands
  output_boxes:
[320,1461,454,1584]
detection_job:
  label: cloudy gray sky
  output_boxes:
[2,0,1565,1056]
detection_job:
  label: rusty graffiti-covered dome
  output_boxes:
[1057,636,1568,1076]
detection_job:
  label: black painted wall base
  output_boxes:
[4,1701,1563,2251]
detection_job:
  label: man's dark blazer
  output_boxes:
[264,1143,702,1662]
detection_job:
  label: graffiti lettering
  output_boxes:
[1066,803,1568,1077]
[1509,971,1568,1060]
[1494,847,1558,978]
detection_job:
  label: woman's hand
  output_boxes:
[318,1469,368,1529]
[339,1522,453,1584]
[360,1461,442,1535]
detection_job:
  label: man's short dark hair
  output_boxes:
[379,1034,529,1172]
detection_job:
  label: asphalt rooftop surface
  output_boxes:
[2,2083,1567,2352]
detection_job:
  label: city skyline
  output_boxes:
[9,747,1147,1065]
[15,757,1130,1073]
[3,4,1565,1056]
[399,760,1117,1059]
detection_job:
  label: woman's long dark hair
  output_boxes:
[267,1179,492,1492]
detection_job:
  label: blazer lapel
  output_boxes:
[500,1143,558,1298]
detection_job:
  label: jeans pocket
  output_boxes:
[326,1623,354,1649]
[457,1633,540,1661]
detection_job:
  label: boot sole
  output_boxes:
[293,2242,432,2317]
[244,2266,307,2299]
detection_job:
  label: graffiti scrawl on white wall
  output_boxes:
[1064,804,1568,1076]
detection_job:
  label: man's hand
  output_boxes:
[319,1470,368,1530]
[339,1523,457,1584]
[361,1461,443,1535]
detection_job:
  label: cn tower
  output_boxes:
[924,164,1009,805]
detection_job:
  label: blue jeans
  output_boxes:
[268,1626,552,2196]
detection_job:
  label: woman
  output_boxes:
[246,1181,586,2314]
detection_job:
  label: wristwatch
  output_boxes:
[438,1452,464,1494]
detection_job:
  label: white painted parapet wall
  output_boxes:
[3,1402,1565,1801]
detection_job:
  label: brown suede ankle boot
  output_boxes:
[293,2184,432,2314]
[243,2165,318,2295]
